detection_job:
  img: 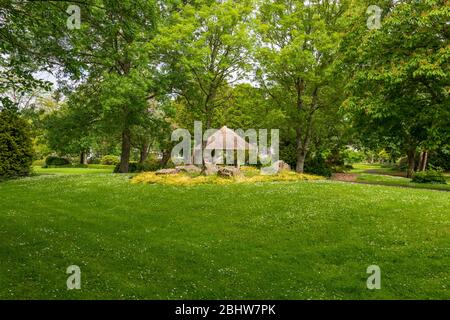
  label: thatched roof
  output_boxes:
[201,126,257,151]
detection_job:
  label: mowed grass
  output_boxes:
[0,174,449,299]
[32,165,114,175]
[357,174,450,191]
[351,163,450,191]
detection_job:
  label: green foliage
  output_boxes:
[344,0,449,175]
[113,160,165,173]
[44,156,71,167]
[253,0,349,172]
[153,0,252,128]
[0,109,34,178]
[342,148,365,165]
[429,147,450,171]
[412,168,447,185]
[304,155,333,177]
[100,155,120,166]
[279,143,297,169]
[32,159,45,167]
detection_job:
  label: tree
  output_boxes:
[344,0,449,177]
[44,103,95,165]
[0,108,34,178]
[254,0,348,172]
[2,0,161,172]
[153,0,252,168]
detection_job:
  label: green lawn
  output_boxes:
[357,173,450,191]
[350,163,450,191]
[32,165,115,175]
[0,174,449,299]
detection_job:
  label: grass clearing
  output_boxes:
[347,164,450,191]
[32,165,115,176]
[0,174,449,299]
[357,174,450,191]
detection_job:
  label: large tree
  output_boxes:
[153,0,252,130]
[344,0,449,177]
[1,0,161,172]
[254,0,348,172]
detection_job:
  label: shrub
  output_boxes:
[412,168,447,184]
[305,155,333,177]
[396,157,409,171]
[44,156,70,167]
[428,148,450,171]
[32,159,45,167]
[45,156,71,167]
[113,160,164,173]
[0,109,34,178]
[88,157,101,164]
[333,164,354,173]
[100,155,120,165]
[279,143,297,169]
[342,148,365,165]
[132,170,324,186]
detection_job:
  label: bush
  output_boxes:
[100,155,120,165]
[279,143,297,169]
[32,159,45,167]
[342,148,365,165]
[333,164,354,173]
[88,157,101,164]
[113,160,164,173]
[428,149,450,171]
[305,155,333,177]
[0,109,34,178]
[132,170,324,186]
[44,156,71,167]
[412,168,447,184]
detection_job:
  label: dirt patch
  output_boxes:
[331,173,358,182]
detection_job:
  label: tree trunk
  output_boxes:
[296,151,306,173]
[295,127,307,173]
[139,144,150,164]
[159,150,171,167]
[79,150,88,165]
[406,147,416,178]
[420,151,428,171]
[118,128,131,173]
[414,151,422,171]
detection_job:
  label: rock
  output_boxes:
[273,160,291,171]
[217,166,241,178]
[204,163,218,176]
[155,168,179,175]
[176,165,201,173]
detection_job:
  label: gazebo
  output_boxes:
[201,126,257,168]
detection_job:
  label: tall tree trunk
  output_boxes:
[406,147,416,178]
[296,151,306,173]
[139,144,150,164]
[160,150,171,167]
[295,127,306,173]
[119,128,131,173]
[79,150,88,165]
[420,151,428,171]
[414,151,422,171]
